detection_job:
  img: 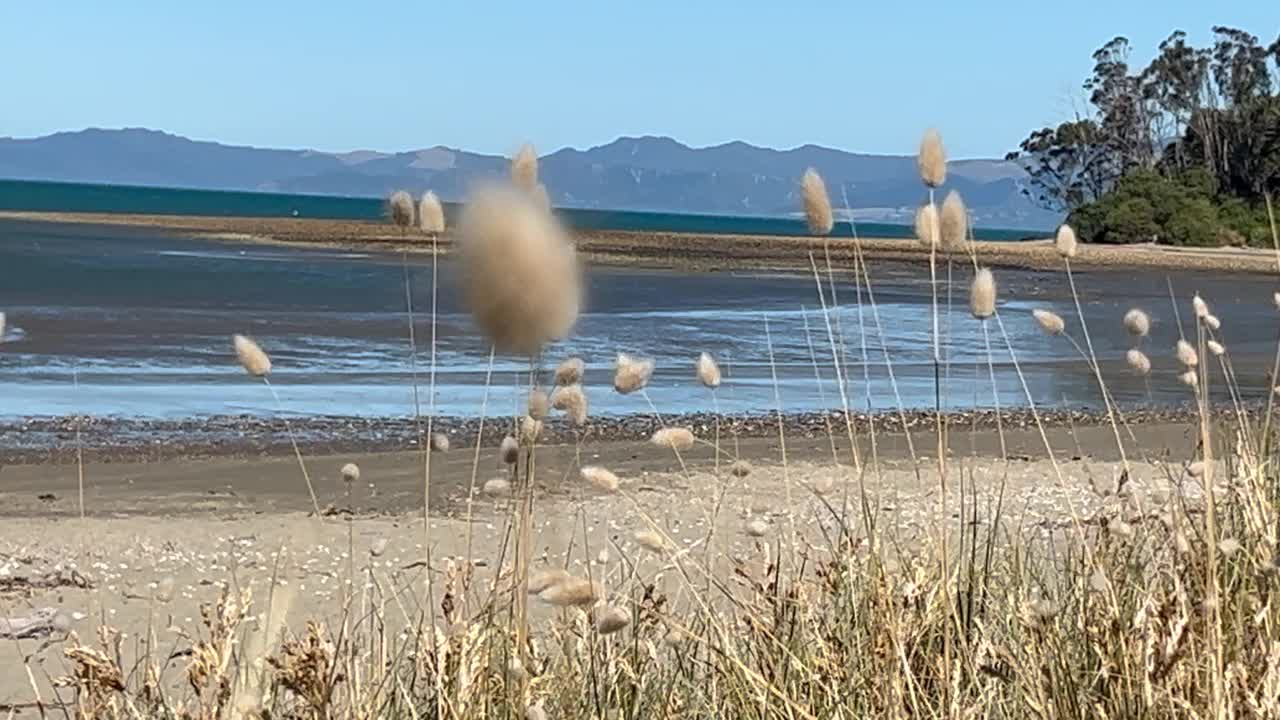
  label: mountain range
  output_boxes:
[0,128,1059,229]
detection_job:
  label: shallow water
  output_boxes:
[1,219,1276,420]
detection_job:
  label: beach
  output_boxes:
[4,210,1280,273]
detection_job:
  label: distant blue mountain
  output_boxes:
[0,128,1060,229]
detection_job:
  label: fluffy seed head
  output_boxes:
[0,312,5,340]
[914,203,939,248]
[340,463,360,483]
[1187,461,1206,478]
[1054,225,1078,258]
[939,191,969,251]
[1176,339,1198,367]
[917,129,946,188]
[745,518,769,537]
[614,352,654,394]
[730,460,752,477]
[233,334,271,377]
[581,466,620,492]
[527,568,571,595]
[430,433,450,452]
[696,352,721,388]
[594,605,631,635]
[1208,339,1225,356]
[499,435,519,464]
[551,383,588,425]
[1274,292,1280,310]
[527,389,550,420]
[456,184,580,355]
[370,538,389,557]
[969,268,996,319]
[633,529,668,554]
[1179,369,1199,387]
[519,416,543,444]
[511,144,539,192]
[1205,314,1220,330]
[1218,538,1242,557]
[1123,309,1150,337]
[483,477,511,496]
[800,168,834,236]
[1126,349,1151,375]
[388,190,415,229]
[1192,294,1209,318]
[651,427,695,451]
[418,191,445,234]
[554,357,585,386]
[538,577,600,607]
[1032,309,1065,335]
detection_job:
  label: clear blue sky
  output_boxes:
[2,1,1275,159]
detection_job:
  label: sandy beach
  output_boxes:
[4,210,1280,274]
[0,415,1203,707]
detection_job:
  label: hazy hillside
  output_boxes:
[0,128,1060,229]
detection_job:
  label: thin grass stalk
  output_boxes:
[1195,317,1225,715]
[262,379,321,517]
[801,308,839,466]
[463,346,497,570]
[763,314,797,568]
[807,253,861,473]
[1064,258,1130,477]
[839,187,881,480]
[925,187,951,704]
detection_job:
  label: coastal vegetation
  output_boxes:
[1006,27,1280,246]
[12,119,1279,720]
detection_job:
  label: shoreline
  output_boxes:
[0,404,1206,465]
[5,210,1280,274]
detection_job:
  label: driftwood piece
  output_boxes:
[0,568,93,595]
[0,607,59,639]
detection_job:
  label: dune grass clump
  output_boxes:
[455,184,580,355]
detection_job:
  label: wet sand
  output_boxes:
[4,210,1279,274]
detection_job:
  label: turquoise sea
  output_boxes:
[0,178,1035,241]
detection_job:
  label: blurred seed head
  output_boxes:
[233,335,272,377]
[1208,339,1225,356]
[1107,517,1133,538]
[554,357,585,386]
[1205,314,1220,330]
[483,477,511,497]
[696,352,722,388]
[0,312,5,340]
[511,144,539,192]
[1054,225,1078,259]
[1187,461,1206,478]
[969,268,996,319]
[527,568,571,595]
[1179,369,1199,387]
[1032,309,1065,335]
[614,352,654,394]
[634,529,668,554]
[520,416,543,444]
[730,460,752,478]
[525,704,548,720]
[1218,538,1242,557]
[1274,291,1280,310]
[388,190,415,229]
[551,383,588,425]
[418,191,445,234]
[745,518,769,537]
[537,577,600,607]
[456,184,580,355]
[499,435,519,464]
[430,433,450,452]
[1123,309,1150,337]
[914,203,939,249]
[917,129,946,188]
[594,605,631,635]
[800,168,834,236]
[527,389,550,420]
[939,191,969,251]
[651,427,695,451]
[532,183,551,212]
[1126,349,1151,375]
[370,537,389,557]
[154,576,177,604]
[1192,293,1209,318]
[340,463,360,484]
[1176,339,1198,367]
[581,466,619,492]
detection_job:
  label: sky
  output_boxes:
[1,1,1276,159]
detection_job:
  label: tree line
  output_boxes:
[1006,28,1280,245]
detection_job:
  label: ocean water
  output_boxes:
[1,218,1277,421]
[0,179,1036,241]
